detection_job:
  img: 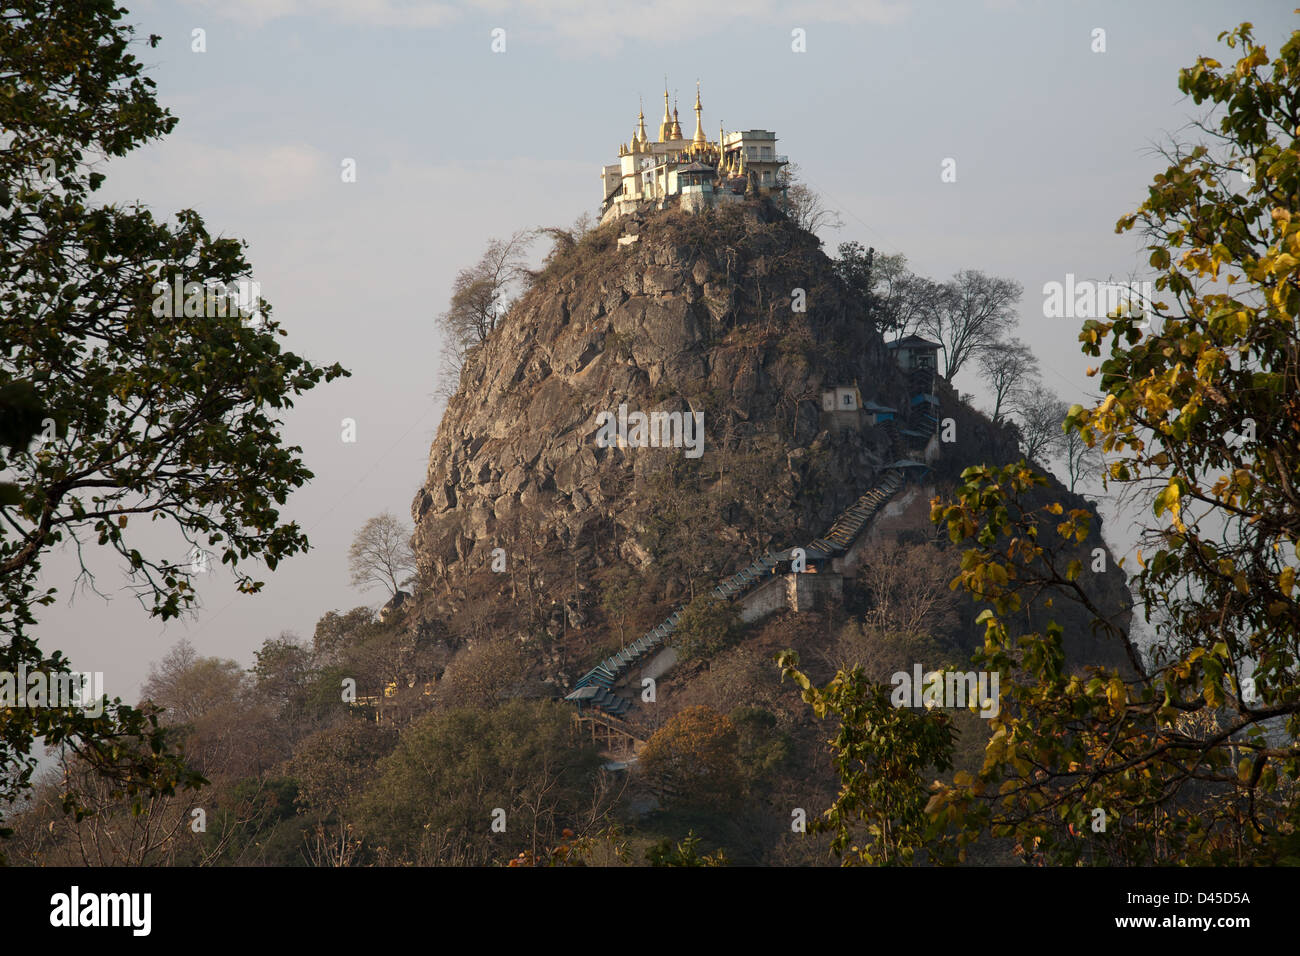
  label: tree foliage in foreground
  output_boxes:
[353,700,604,865]
[0,0,346,833]
[923,21,1300,865]
[778,652,954,865]
[638,705,743,809]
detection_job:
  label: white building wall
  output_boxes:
[738,574,789,623]
[604,124,786,221]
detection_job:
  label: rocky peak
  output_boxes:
[411,202,916,599]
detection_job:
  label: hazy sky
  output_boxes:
[32,0,1297,706]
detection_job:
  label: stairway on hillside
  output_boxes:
[898,365,939,454]
[806,468,903,556]
[907,364,936,397]
[565,365,944,723]
[565,465,907,723]
[880,417,902,458]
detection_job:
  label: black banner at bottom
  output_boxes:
[0,864,1286,944]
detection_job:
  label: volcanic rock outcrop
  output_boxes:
[415,204,921,583]
[410,199,1129,678]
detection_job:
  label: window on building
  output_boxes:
[842,394,853,407]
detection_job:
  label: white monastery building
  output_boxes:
[600,82,789,224]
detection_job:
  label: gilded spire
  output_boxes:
[671,99,683,140]
[636,98,648,146]
[692,80,706,145]
[659,80,673,142]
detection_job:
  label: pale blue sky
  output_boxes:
[33,1,1297,706]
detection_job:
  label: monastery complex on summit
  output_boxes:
[600,82,788,223]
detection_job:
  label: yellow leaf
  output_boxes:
[1106,678,1127,710]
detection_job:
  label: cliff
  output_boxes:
[408,199,1131,687]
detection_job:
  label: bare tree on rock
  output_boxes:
[1063,421,1104,493]
[777,163,843,237]
[919,270,1023,383]
[832,244,936,338]
[435,230,533,399]
[348,512,416,597]
[877,255,940,340]
[1015,385,1068,465]
[979,338,1040,423]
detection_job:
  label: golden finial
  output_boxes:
[692,80,706,145]
[659,78,673,142]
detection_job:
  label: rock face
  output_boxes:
[412,201,915,596]
[409,199,1132,679]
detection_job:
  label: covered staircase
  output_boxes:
[806,468,903,556]
[565,350,943,727]
[565,465,908,722]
